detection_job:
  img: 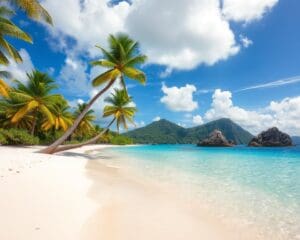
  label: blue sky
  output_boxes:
[5,0,300,135]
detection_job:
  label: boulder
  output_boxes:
[197,130,234,147]
[248,127,292,147]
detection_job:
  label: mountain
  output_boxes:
[292,136,300,145]
[124,119,187,144]
[124,118,254,145]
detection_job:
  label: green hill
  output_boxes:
[124,118,253,145]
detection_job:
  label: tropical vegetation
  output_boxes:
[41,33,147,154]
[52,89,137,153]
[0,2,145,150]
[0,71,138,147]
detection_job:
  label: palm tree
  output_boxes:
[9,70,62,135]
[41,33,147,154]
[72,103,95,138]
[0,79,9,97]
[51,89,137,153]
[11,0,52,24]
[41,101,73,132]
[102,89,136,133]
[0,6,32,65]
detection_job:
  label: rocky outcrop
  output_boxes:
[197,130,234,147]
[248,127,292,147]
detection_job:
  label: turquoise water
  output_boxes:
[104,145,300,239]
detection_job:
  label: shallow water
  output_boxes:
[103,145,300,240]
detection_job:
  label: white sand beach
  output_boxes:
[0,145,258,240]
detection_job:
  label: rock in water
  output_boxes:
[197,130,234,147]
[248,127,292,147]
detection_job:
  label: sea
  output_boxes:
[103,145,300,240]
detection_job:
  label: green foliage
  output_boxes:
[37,130,64,145]
[91,33,147,88]
[124,118,254,145]
[0,128,39,145]
[0,131,7,144]
[110,134,133,145]
[103,89,137,132]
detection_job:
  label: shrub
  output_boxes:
[38,130,64,145]
[0,131,8,145]
[110,135,133,145]
[0,128,39,145]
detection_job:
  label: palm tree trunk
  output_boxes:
[51,118,116,154]
[40,79,115,154]
[31,110,38,136]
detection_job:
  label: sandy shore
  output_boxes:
[0,145,256,240]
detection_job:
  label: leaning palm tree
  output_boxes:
[51,89,137,153]
[0,6,32,65]
[10,0,52,24]
[9,70,62,135]
[41,33,147,154]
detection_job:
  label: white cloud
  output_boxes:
[160,83,198,112]
[43,0,131,56]
[222,0,278,22]
[133,120,145,129]
[58,57,91,97]
[159,67,173,78]
[238,76,300,92]
[41,0,278,71]
[126,0,240,70]
[68,98,85,109]
[153,116,161,122]
[192,115,204,125]
[240,35,253,48]
[268,97,300,135]
[204,89,300,135]
[0,49,34,82]
[178,123,187,128]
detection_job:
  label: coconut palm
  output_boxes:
[0,79,9,97]
[72,103,96,138]
[10,0,52,24]
[9,70,62,135]
[0,6,32,65]
[41,101,73,132]
[41,33,147,154]
[102,89,136,133]
[51,89,137,153]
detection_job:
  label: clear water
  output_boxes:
[103,145,300,239]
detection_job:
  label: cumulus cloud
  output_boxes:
[192,115,204,125]
[43,0,131,56]
[204,89,300,135]
[0,49,34,82]
[58,57,91,97]
[42,0,277,71]
[126,0,239,70]
[222,0,279,22]
[268,97,300,135]
[153,116,161,122]
[160,83,198,112]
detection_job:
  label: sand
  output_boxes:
[0,145,256,240]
